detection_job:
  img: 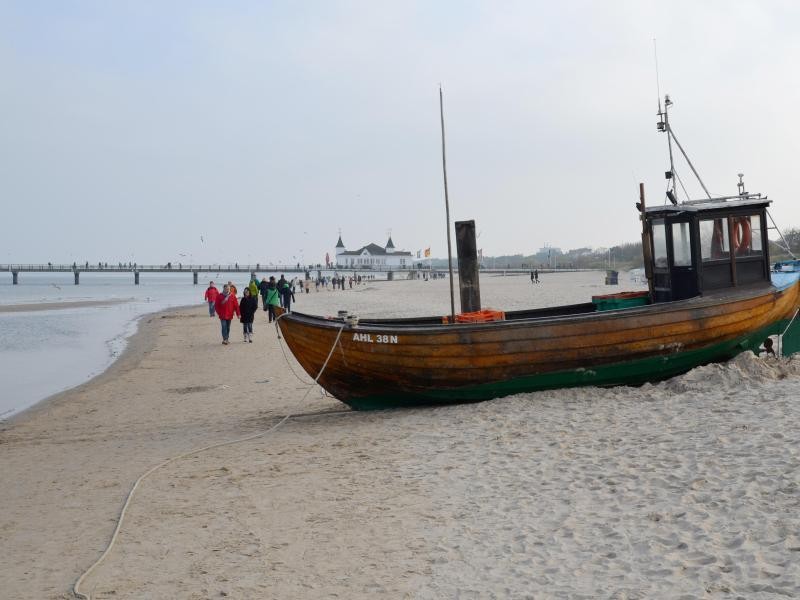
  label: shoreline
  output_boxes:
[3,304,188,427]
[2,303,196,425]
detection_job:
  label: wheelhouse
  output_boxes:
[644,196,771,303]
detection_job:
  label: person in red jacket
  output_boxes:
[204,281,219,317]
[214,283,240,345]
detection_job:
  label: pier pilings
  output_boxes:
[12,271,18,285]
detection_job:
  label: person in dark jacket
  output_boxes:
[281,278,296,313]
[239,288,259,343]
[258,277,269,311]
[277,275,288,307]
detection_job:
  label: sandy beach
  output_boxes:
[2,273,800,599]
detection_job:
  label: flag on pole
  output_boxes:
[424,247,431,258]
[325,252,330,266]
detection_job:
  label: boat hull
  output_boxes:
[276,279,800,410]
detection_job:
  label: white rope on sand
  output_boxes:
[72,416,290,599]
[274,313,346,395]
[72,322,346,600]
[274,312,316,386]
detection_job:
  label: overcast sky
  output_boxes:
[2,1,799,265]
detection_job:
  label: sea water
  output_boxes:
[0,270,317,419]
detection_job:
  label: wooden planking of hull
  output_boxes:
[275,277,800,410]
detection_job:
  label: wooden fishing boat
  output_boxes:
[276,98,800,410]
[277,275,799,410]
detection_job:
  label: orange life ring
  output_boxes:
[732,217,752,253]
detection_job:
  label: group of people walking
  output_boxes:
[204,275,297,345]
[314,274,368,290]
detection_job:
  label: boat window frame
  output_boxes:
[699,217,731,263]
[651,219,669,270]
[670,221,692,267]
[731,213,764,260]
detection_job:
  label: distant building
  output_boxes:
[537,245,562,256]
[335,235,413,269]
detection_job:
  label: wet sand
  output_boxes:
[2,273,800,598]
[0,298,133,313]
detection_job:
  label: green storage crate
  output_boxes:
[592,291,650,312]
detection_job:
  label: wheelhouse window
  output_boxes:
[700,218,730,261]
[671,222,691,267]
[733,214,762,256]
[652,220,668,268]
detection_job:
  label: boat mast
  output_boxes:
[658,95,712,201]
[657,96,678,204]
[439,85,456,322]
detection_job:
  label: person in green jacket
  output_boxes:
[265,276,281,322]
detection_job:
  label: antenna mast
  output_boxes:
[653,42,679,205]
[653,39,662,115]
[654,42,712,203]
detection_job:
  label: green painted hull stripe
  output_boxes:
[343,322,785,410]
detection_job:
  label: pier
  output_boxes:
[2,263,598,285]
[2,264,318,286]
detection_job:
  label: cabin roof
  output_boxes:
[645,196,771,216]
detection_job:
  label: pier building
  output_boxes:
[334,235,413,269]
